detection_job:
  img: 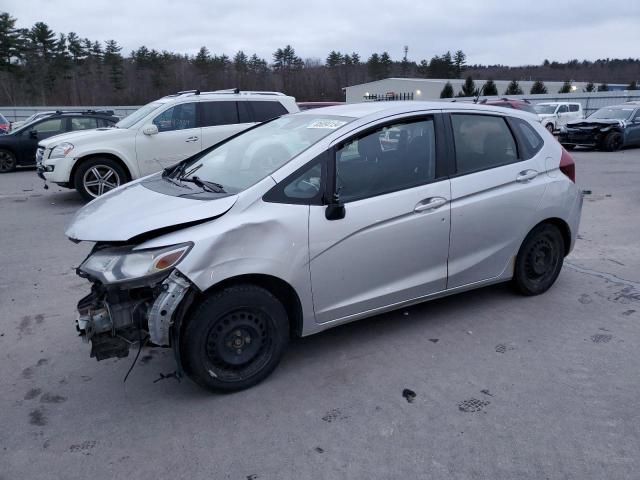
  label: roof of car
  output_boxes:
[296,100,535,120]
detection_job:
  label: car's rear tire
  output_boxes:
[181,284,289,393]
[74,157,126,201]
[545,123,555,134]
[0,149,17,173]
[603,132,623,152]
[513,223,565,296]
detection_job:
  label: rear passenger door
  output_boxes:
[199,101,252,149]
[447,113,548,288]
[69,116,99,131]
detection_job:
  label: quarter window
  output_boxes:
[200,101,239,127]
[71,117,98,131]
[336,118,436,202]
[510,117,543,159]
[451,114,518,174]
[558,105,569,113]
[249,101,288,122]
[153,103,197,132]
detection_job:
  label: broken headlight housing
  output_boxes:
[49,142,75,159]
[79,243,192,284]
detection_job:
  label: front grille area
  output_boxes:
[35,147,45,164]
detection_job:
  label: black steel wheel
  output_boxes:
[603,132,623,152]
[513,223,565,296]
[0,149,16,173]
[182,284,289,392]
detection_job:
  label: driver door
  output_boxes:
[19,117,67,164]
[136,102,201,175]
[308,115,451,324]
[556,104,570,127]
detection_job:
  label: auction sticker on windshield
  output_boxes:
[307,119,348,129]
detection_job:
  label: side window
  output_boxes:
[200,101,239,127]
[97,118,114,128]
[336,118,436,202]
[569,104,580,112]
[558,105,569,114]
[249,101,288,122]
[70,117,98,131]
[238,102,252,123]
[451,114,518,175]
[33,118,63,133]
[153,103,197,132]
[509,117,544,159]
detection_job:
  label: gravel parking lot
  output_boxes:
[2,148,640,480]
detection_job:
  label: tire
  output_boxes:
[545,123,555,134]
[603,131,623,152]
[561,144,576,151]
[0,149,17,173]
[74,157,127,201]
[513,223,565,296]
[181,284,289,393]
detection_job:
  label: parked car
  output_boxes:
[0,110,118,173]
[67,101,582,393]
[37,90,299,199]
[558,102,640,151]
[10,110,57,131]
[534,102,583,133]
[0,113,10,134]
[297,101,345,110]
[480,98,539,116]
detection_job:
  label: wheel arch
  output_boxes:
[530,217,572,256]
[192,273,304,339]
[70,153,132,188]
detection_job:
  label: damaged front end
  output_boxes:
[75,243,195,362]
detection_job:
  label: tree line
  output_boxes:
[1,11,639,106]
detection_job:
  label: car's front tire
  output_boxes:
[603,132,623,152]
[74,157,126,201]
[513,223,565,296]
[0,149,17,173]
[181,284,289,393]
[545,123,555,134]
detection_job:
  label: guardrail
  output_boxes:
[0,106,142,123]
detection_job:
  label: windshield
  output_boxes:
[177,114,354,193]
[535,104,557,115]
[116,102,164,128]
[588,107,634,121]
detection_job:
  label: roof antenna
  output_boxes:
[233,88,240,94]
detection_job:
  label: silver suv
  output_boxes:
[67,102,583,392]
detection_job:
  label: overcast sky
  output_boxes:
[7,0,640,66]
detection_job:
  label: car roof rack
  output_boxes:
[53,109,115,116]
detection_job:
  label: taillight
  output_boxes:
[559,148,575,182]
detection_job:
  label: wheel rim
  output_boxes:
[523,234,560,285]
[82,165,121,197]
[205,309,273,382]
[0,151,16,172]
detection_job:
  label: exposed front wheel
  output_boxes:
[545,123,555,134]
[603,132,623,152]
[74,157,126,201]
[513,223,565,296]
[181,285,289,393]
[0,149,17,173]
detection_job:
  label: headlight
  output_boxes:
[49,142,74,159]
[79,243,192,284]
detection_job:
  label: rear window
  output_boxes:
[509,117,544,159]
[249,101,288,122]
[200,101,239,127]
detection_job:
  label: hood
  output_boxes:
[38,127,131,148]
[66,180,238,242]
[567,118,623,128]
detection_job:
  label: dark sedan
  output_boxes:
[558,103,640,151]
[0,110,118,173]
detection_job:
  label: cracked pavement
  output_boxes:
[1,148,639,480]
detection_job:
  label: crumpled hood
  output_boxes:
[39,127,131,148]
[567,118,623,128]
[66,180,238,242]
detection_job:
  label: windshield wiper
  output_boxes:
[179,176,226,193]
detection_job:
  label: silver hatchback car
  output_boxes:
[67,102,582,392]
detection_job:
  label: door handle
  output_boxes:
[516,170,538,183]
[414,197,447,212]
[185,136,199,143]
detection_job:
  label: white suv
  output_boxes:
[37,90,298,199]
[534,102,583,133]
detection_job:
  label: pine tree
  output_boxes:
[440,82,454,98]
[505,80,523,95]
[0,12,25,68]
[367,53,381,80]
[234,50,248,87]
[326,50,343,68]
[453,50,466,77]
[558,80,572,93]
[104,40,124,91]
[460,75,476,96]
[597,83,609,92]
[585,82,595,92]
[482,79,498,96]
[628,80,638,90]
[530,80,547,94]
[379,51,392,79]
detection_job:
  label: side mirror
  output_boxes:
[325,192,345,221]
[143,124,159,136]
[29,130,38,139]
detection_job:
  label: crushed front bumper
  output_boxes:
[76,270,193,361]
